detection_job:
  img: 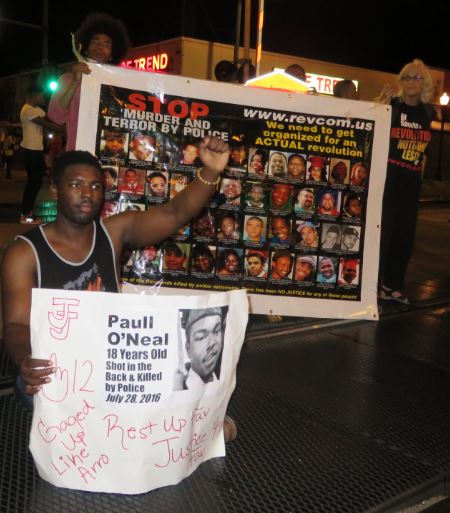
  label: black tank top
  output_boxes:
[18,219,119,292]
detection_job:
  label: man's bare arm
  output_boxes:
[1,241,54,394]
[56,62,91,111]
[105,136,230,250]
[32,116,64,134]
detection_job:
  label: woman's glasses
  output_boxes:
[401,74,424,82]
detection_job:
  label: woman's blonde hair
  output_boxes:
[397,58,434,103]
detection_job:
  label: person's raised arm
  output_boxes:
[53,62,91,112]
[374,84,396,104]
[106,136,230,250]
[32,115,64,134]
[1,241,54,395]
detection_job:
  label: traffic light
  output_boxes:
[47,79,58,92]
[40,67,59,94]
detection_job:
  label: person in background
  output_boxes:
[49,12,131,151]
[3,127,17,181]
[20,84,63,224]
[333,79,358,100]
[285,64,306,81]
[376,58,435,304]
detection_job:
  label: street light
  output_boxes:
[438,92,449,180]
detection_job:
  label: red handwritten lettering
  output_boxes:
[77,454,109,484]
[48,297,79,340]
[37,399,95,448]
[163,415,187,433]
[191,406,210,424]
[102,413,158,450]
[42,355,94,403]
[153,432,208,469]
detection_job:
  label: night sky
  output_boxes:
[0,0,448,78]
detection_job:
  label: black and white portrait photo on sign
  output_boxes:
[175,306,228,392]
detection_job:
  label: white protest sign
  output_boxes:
[29,288,248,494]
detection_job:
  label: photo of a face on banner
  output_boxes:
[243,215,266,243]
[102,166,118,194]
[128,245,162,279]
[338,258,360,285]
[244,182,266,209]
[247,148,268,176]
[156,134,182,167]
[219,177,242,207]
[190,243,216,274]
[269,216,291,245]
[287,153,307,180]
[245,249,268,279]
[295,187,315,214]
[216,212,240,241]
[294,254,317,282]
[341,226,361,252]
[329,158,350,185]
[343,192,363,218]
[317,256,338,284]
[100,200,118,218]
[162,241,190,272]
[118,167,146,195]
[316,189,341,217]
[227,143,247,171]
[169,173,191,199]
[180,141,201,166]
[193,208,216,239]
[306,155,328,183]
[146,171,168,200]
[321,223,342,250]
[295,221,319,248]
[99,128,128,160]
[270,183,294,211]
[350,162,369,187]
[269,249,294,280]
[176,306,227,391]
[129,131,156,162]
[268,151,288,178]
[217,248,243,277]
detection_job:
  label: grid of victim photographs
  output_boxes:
[98,129,368,289]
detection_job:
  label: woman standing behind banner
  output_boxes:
[49,12,131,151]
[376,59,435,305]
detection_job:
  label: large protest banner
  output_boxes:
[76,64,391,320]
[29,288,248,493]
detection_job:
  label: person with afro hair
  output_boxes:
[49,12,131,151]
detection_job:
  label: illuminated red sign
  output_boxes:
[121,53,170,72]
